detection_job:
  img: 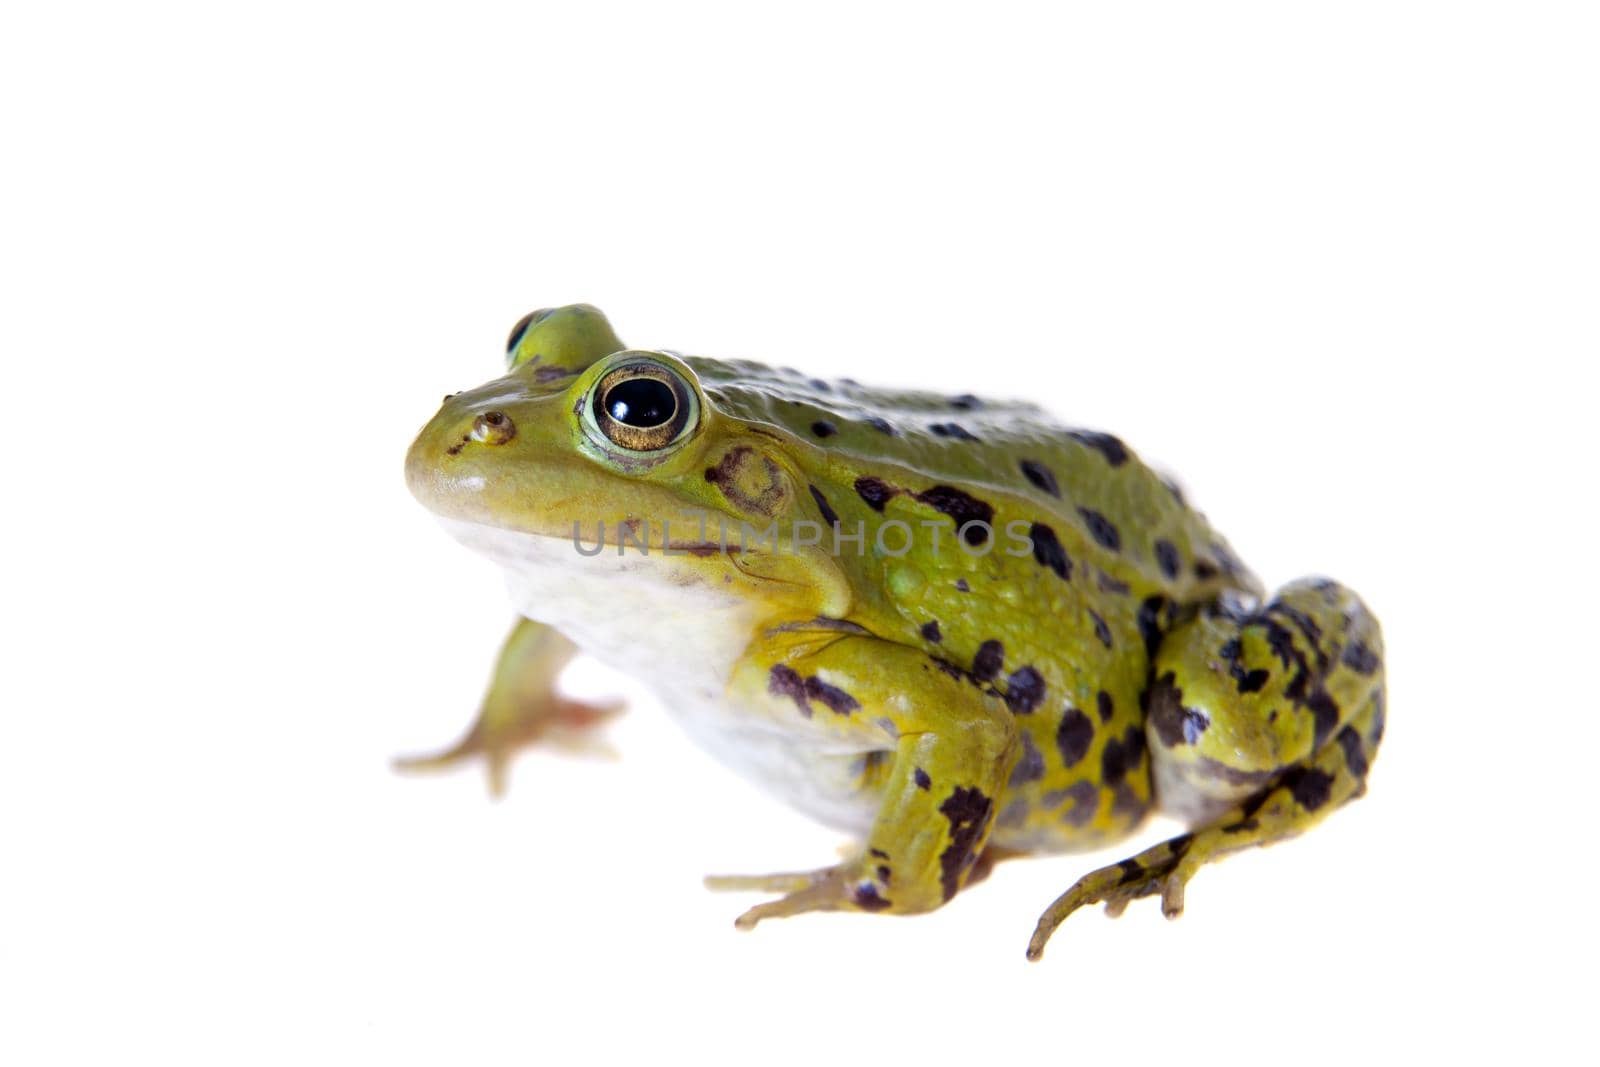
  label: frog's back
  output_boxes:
[691,358,1262,851]
[689,357,1257,605]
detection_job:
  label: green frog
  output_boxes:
[401,304,1386,959]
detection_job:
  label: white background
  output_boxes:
[3,2,1595,1064]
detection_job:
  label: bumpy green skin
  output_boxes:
[404,305,1386,957]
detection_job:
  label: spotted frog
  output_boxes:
[402,305,1386,958]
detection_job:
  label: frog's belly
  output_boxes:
[652,696,881,836]
[437,518,881,836]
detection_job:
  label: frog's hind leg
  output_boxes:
[394,618,624,797]
[1027,578,1385,960]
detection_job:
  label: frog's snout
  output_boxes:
[406,395,516,515]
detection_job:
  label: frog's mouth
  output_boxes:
[430,513,743,568]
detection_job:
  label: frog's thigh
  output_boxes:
[1029,578,1386,959]
[718,633,1021,922]
[1147,577,1385,824]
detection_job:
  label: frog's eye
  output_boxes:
[506,308,554,355]
[589,359,697,452]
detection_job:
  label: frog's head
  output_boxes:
[406,305,850,620]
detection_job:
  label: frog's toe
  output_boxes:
[729,870,854,930]
[1025,833,1193,961]
[706,863,881,929]
[392,720,515,797]
[703,866,832,895]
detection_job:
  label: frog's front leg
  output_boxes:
[394,618,624,797]
[708,632,1021,926]
[1027,577,1385,959]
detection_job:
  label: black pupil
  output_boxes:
[605,378,676,427]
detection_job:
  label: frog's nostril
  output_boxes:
[470,410,516,446]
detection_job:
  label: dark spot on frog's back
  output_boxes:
[920,620,942,643]
[1068,430,1129,466]
[1054,780,1100,826]
[1154,539,1181,580]
[949,393,982,411]
[865,415,896,436]
[1100,725,1145,787]
[809,419,837,439]
[913,485,994,546]
[914,767,932,790]
[1018,459,1059,497]
[854,476,897,512]
[1137,595,1167,656]
[1009,733,1045,785]
[807,484,840,527]
[972,640,1004,681]
[1029,523,1072,581]
[1078,507,1121,551]
[1055,708,1094,768]
[1096,570,1131,596]
[1088,609,1112,649]
[1003,665,1045,714]
[929,422,980,442]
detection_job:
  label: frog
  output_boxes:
[400,304,1386,959]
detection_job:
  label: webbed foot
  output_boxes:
[393,694,622,797]
[1026,833,1195,961]
[394,618,622,797]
